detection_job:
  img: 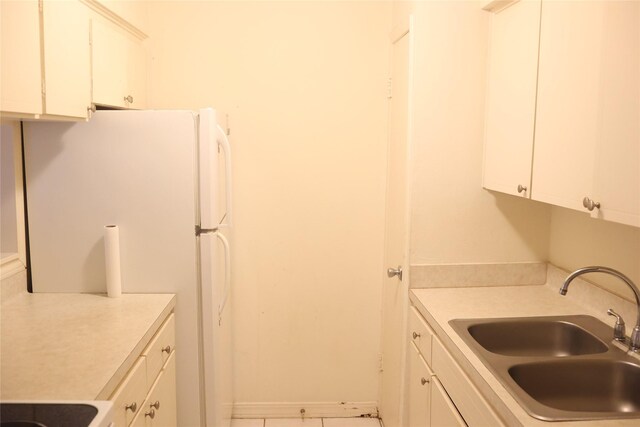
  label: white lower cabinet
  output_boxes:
[431,378,466,427]
[131,351,177,427]
[408,343,432,427]
[110,313,176,427]
[407,305,503,427]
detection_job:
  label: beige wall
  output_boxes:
[144,0,639,415]
[548,207,640,302]
[403,1,638,305]
[146,0,392,408]
[407,1,551,266]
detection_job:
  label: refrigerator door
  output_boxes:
[23,110,204,427]
[200,230,232,427]
[198,108,220,230]
[199,108,232,229]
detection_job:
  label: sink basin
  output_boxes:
[509,360,640,415]
[466,318,607,356]
[0,402,112,427]
[449,315,640,421]
[1,423,47,427]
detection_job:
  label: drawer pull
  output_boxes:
[583,196,600,211]
[150,401,160,410]
[124,95,134,104]
[421,377,430,385]
[125,402,137,412]
[145,408,155,419]
[412,332,421,339]
[162,345,172,354]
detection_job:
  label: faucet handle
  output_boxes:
[607,309,626,342]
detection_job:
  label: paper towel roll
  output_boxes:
[104,225,122,298]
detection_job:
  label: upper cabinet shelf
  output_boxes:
[0,0,147,120]
[483,0,640,228]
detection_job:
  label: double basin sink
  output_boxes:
[449,315,640,421]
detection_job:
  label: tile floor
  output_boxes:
[231,417,382,427]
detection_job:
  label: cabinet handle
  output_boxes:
[412,332,420,339]
[517,184,527,194]
[582,197,601,211]
[145,408,155,419]
[421,377,430,385]
[124,95,134,104]
[125,402,137,412]
[150,401,160,410]
[162,345,172,354]
[387,266,403,281]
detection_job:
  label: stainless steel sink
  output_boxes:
[0,402,112,427]
[449,315,640,421]
[509,360,640,414]
[466,318,608,357]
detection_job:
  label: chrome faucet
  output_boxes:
[560,266,640,352]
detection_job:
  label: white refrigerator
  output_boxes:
[23,109,233,427]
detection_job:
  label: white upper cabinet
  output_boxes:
[532,0,639,227]
[0,0,43,116]
[483,0,640,228]
[483,0,541,198]
[0,0,148,119]
[91,16,147,109]
[0,0,90,120]
[42,0,91,119]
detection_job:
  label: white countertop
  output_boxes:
[1,292,176,401]
[410,269,639,427]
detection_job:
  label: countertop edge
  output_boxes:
[409,291,523,427]
[96,294,176,399]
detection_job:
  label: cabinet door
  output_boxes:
[408,343,432,427]
[145,351,177,427]
[0,0,43,115]
[42,0,90,118]
[590,1,639,227]
[92,17,146,109]
[431,378,467,427]
[127,38,147,109]
[483,0,541,197]
[532,0,639,225]
[110,357,147,427]
[91,17,128,108]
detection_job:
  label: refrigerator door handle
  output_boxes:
[217,124,233,228]
[215,231,231,324]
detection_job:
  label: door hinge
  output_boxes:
[38,0,43,13]
[41,80,46,97]
[378,353,384,372]
[387,77,393,99]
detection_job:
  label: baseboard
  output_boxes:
[232,401,379,419]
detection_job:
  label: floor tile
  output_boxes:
[323,418,381,427]
[264,418,323,427]
[231,419,265,427]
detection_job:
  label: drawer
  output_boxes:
[142,313,175,384]
[109,356,147,427]
[432,336,504,427]
[408,342,433,427]
[409,305,434,366]
[131,352,177,427]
